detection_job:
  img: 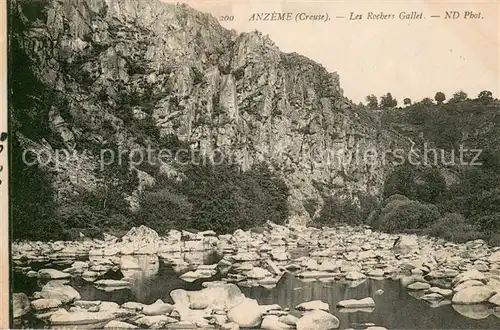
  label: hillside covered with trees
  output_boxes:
[316,90,500,245]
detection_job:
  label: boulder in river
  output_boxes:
[31,298,62,311]
[221,322,240,330]
[296,310,339,330]
[337,297,375,308]
[119,225,160,255]
[94,279,132,288]
[345,271,366,281]
[453,280,485,293]
[121,301,144,311]
[179,283,245,310]
[489,293,500,306]
[261,315,293,329]
[13,293,31,318]
[179,269,216,282]
[35,281,80,303]
[426,269,459,279]
[134,315,178,328]
[247,267,272,279]
[452,304,494,320]
[420,293,445,303]
[452,286,495,304]
[295,300,329,311]
[428,287,453,297]
[38,269,71,279]
[407,282,431,291]
[142,299,175,316]
[50,311,114,326]
[278,314,299,326]
[104,320,137,328]
[227,298,262,328]
[452,269,486,287]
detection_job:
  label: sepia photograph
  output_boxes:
[5,0,500,328]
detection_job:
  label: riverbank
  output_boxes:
[11,222,500,329]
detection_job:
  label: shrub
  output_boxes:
[376,197,440,233]
[315,196,363,226]
[11,138,67,241]
[425,213,484,243]
[383,165,447,204]
[135,188,193,235]
[488,233,500,247]
[136,161,290,234]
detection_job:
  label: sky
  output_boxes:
[167,0,499,104]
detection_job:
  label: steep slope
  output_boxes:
[10,0,406,229]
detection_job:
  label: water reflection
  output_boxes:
[12,252,500,329]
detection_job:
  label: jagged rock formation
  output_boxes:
[11,0,406,226]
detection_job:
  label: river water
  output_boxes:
[13,253,500,329]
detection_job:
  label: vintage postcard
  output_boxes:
[3,0,500,328]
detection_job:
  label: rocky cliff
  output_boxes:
[10,0,406,226]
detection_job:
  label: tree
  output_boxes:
[366,94,378,109]
[11,138,66,240]
[94,146,139,211]
[403,98,412,106]
[477,90,493,103]
[450,90,468,103]
[380,93,398,109]
[419,97,434,106]
[434,92,446,104]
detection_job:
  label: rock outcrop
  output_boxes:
[11,0,407,226]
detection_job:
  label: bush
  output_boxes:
[425,212,484,243]
[376,196,440,233]
[136,161,290,234]
[315,196,363,226]
[11,138,68,241]
[135,188,193,235]
[383,165,447,204]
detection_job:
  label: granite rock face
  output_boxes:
[11,0,406,225]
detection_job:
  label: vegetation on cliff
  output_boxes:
[316,93,500,245]
[8,0,499,245]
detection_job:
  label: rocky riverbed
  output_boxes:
[11,222,500,329]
